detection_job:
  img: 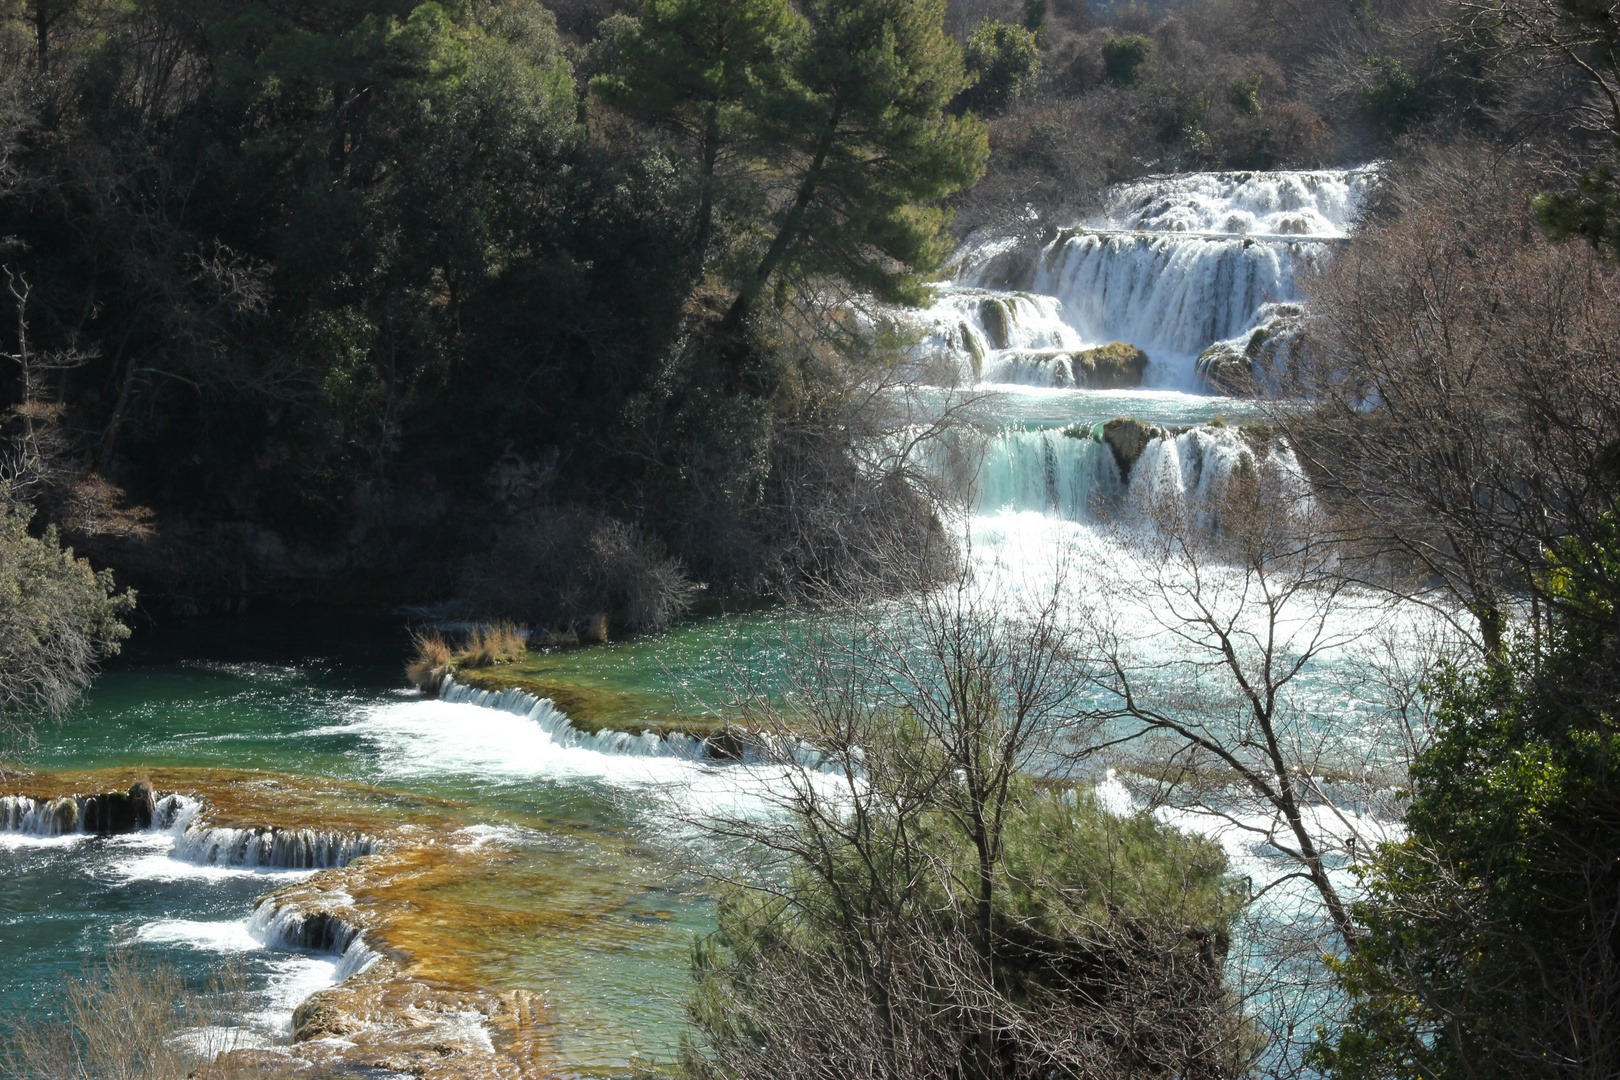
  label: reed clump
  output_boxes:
[406,629,453,692]
[456,621,529,669]
[407,622,529,694]
[4,948,255,1079]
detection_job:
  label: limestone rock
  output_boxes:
[1196,341,1255,395]
[1103,417,1159,480]
[1074,343,1149,389]
[978,298,1011,350]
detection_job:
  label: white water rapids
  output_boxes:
[904,166,1377,390]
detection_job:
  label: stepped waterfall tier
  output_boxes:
[907,167,1378,390]
[0,166,1387,1078]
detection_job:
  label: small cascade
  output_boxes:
[905,166,1377,390]
[1,787,374,871]
[0,786,177,837]
[171,824,379,871]
[249,898,380,980]
[1,795,85,836]
[437,678,847,773]
[439,678,709,758]
[976,421,1309,524]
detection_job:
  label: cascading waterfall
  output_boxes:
[973,423,1310,523]
[439,678,708,758]
[905,166,1377,390]
[1,789,377,870]
[248,898,380,980]
[171,825,379,871]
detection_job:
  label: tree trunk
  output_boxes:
[34,0,50,73]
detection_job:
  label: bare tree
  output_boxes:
[1063,435,1468,1075]
[678,547,1255,1080]
[1287,149,1620,659]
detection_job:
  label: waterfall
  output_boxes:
[1,788,376,871]
[437,677,844,772]
[249,898,380,980]
[905,166,1377,390]
[170,824,379,871]
[976,427,1123,519]
[975,422,1309,523]
[439,678,709,758]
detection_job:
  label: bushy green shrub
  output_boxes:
[0,489,134,752]
[1101,33,1153,85]
[961,18,1043,114]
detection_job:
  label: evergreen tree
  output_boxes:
[1313,511,1620,1079]
[591,0,800,265]
[716,0,988,388]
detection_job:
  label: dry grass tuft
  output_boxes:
[456,621,529,669]
[406,623,528,692]
[406,630,453,693]
[5,948,256,1080]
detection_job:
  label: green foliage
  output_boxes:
[1537,155,1620,258]
[689,784,1249,1078]
[960,18,1042,115]
[590,0,799,256]
[1363,20,1500,141]
[738,0,988,308]
[0,491,134,737]
[1229,72,1262,117]
[1313,511,1620,1079]
[1101,33,1153,85]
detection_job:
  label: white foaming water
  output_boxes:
[133,917,345,1040]
[1098,167,1378,237]
[248,898,381,982]
[903,166,1377,390]
[312,689,852,827]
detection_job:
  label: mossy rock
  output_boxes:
[1195,342,1255,396]
[1102,417,1160,480]
[451,665,724,741]
[978,298,1012,351]
[1238,421,1274,453]
[1073,342,1149,389]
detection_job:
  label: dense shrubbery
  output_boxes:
[1314,516,1620,1079]
[0,488,133,755]
[0,0,986,622]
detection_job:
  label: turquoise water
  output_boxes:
[1,610,746,1072]
[1,387,1365,1076]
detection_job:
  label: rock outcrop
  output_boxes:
[1074,343,1150,389]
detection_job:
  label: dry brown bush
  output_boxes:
[405,629,453,691]
[1286,146,1620,654]
[5,949,255,1080]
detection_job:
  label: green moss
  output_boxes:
[450,660,726,741]
[1074,342,1149,389]
[1237,421,1273,452]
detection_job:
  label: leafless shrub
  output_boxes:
[1287,146,1620,656]
[458,506,699,636]
[5,948,251,1080]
